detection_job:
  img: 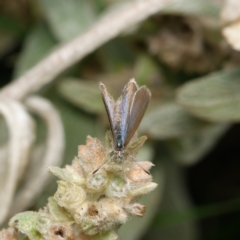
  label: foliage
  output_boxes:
[0,0,240,239]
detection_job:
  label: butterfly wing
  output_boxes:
[99,82,116,141]
[120,79,138,145]
[124,86,151,147]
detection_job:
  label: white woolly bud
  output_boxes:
[105,176,127,198]
[124,203,146,217]
[54,181,86,212]
[85,171,108,192]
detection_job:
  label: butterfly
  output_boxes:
[99,79,151,159]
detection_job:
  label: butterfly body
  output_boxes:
[115,131,123,149]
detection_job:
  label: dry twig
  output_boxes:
[0,0,173,100]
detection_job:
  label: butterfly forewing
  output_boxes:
[99,83,116,139]
[124,86,151,147]
[120,79,138,145]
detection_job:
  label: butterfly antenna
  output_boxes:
[135,161,150,175]
[92,161,106,174]
[92,152,114,174]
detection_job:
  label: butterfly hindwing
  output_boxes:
[124,86,151,147]
[120,79,138,145]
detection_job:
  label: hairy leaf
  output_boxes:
[57,78,104,114]
[177,68,240,122]
[39,0,96,41]
[140,103,210,139]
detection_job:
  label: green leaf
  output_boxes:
[48,166,85,185]
[47,197,73,222]
[92,231,118,240]
[39,0,96,42]
[9,212,42,240]
[57,78,104,114]
[14,24,56,77]
[140,103,210,139]
[162,0,220,17]
[177,68,240,122]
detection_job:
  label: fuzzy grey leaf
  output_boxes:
[39,0,96,42]
[140,103,210,139]
[177,68,240,122]
[57,79,104,114]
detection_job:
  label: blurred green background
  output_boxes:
[1,0,240,239]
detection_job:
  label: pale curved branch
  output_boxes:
[0,98,35,224]
[9,96,65,216]
[0,0,173,100]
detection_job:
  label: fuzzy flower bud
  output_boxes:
[52,133,157,238]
